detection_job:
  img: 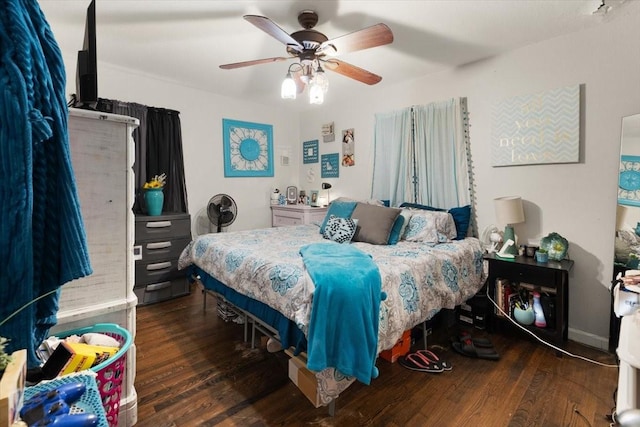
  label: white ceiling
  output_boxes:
[38,0,629,110]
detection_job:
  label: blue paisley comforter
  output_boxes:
[178,224,486,353]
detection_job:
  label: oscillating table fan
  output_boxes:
[207,194,237,232]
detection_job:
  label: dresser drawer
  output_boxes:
[135,258,185,286]
[273,214,303,227]
[135,237,191,263]
[135,214,191,241]
[491,261,557,286]
[135,277,190,305]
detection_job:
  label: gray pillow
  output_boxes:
[351,203,401,245]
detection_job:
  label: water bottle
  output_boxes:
[532,291,546,328]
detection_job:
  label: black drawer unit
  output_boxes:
[135,212,191,305]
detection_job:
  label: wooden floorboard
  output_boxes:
[133,284,618,426]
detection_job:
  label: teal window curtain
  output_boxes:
[372,98,473,212]
[371,108,413,208]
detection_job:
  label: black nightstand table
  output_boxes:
[484,253,574,349]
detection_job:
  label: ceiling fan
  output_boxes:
[220,10,393,96]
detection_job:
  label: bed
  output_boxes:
[178,202,486,407]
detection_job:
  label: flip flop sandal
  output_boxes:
[398,353,444,373]
[457,331,495,348]
[452,337,500,361]
[416,349,452,371]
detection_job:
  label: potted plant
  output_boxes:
[535,248,549,263]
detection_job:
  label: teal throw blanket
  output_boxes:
[300,242,383,385]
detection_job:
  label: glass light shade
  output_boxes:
[281,73,297,99]
[309,80,324,105]
[314,69,329,93]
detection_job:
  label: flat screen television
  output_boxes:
[75,0,97,108]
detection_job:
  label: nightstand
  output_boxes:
[484,253,574,348]
[271,204,328,227]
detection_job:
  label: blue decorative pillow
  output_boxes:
[399,202,471,240]
[319,200,358,234]
[387,210,412,245]
[322,215,358,244]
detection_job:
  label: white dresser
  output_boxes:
[271,204,328,227]
[51,108,139,426]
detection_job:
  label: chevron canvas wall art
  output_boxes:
[491,84,580,166]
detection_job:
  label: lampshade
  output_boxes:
[494,196,525,226]
[309,79,324,105]
[494,196,525,256]
[280,72,296,99]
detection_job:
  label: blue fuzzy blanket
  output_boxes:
[300,242,383,385]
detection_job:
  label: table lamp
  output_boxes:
[321,182,332,206]
[494,196,525,256]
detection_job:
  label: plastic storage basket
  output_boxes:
[24,372,110,427]
[57,323,132,427]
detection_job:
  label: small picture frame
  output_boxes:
[310,190,320,207]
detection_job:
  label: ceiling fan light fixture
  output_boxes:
[281,71,297,99]
[314,64,329,94]
[309,79,324,104]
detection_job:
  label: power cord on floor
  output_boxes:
[486,292,618,368]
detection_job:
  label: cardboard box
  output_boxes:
[285,350,321,407]
[379,329,411,363]
[64,342,119,368]
[0,349,27,427]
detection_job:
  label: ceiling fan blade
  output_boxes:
[323,59,382,85]
[220,56,290,69]
[318,23,393,56]
[244,15,303,52]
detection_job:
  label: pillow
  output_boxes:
[319,200,357,234]
[351,203,401,245]
[387,209,413,245]
[399,203,471,240]
[322,215,357,244]
[403,210,457,243]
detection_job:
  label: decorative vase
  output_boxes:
[145,188,164,216]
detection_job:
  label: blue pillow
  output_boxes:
[387,215,405,245]
[319,200,358,234]
[448,205,471,241]
[399,203,471,240]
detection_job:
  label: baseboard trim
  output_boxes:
[568,327,609,351]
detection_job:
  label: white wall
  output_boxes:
[92,65,301,232]
[299,5,640,348]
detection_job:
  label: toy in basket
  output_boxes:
[23,373,108,427]
[55,324,132,427]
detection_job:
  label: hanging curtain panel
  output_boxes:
[371,98,474,238]
[371,108,413,208]
[147,108,189,214]
[413,98,470,209]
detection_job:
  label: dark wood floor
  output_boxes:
[134,283,618,426]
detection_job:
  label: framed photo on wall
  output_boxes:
[222,118,274,177]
